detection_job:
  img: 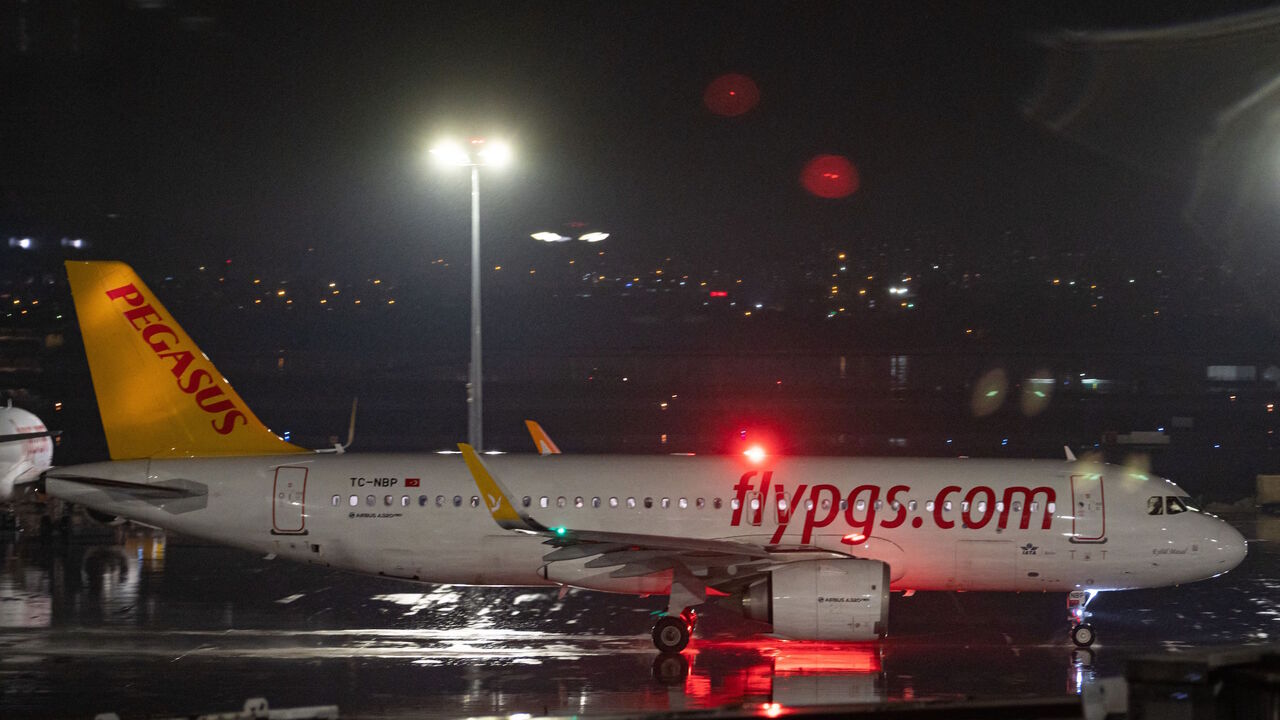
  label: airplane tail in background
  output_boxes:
[65,261,307,460]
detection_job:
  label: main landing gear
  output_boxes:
[652,607,698,653]
[1068,590,1098,648]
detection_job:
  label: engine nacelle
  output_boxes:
[739,558,889,641]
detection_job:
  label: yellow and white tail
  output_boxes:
[65,261,306,460]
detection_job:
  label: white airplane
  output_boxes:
[44,261,1248,653]
[1,401,55,503]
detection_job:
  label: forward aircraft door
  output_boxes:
[1070,474,1105,542]
[272,466,308,535]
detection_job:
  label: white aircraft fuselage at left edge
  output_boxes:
[43,261,1248,653]
[1,402,54,503]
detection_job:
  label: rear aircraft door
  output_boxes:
[272,466,308,535]
[1070,474,1105,542]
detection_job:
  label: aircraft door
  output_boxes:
[1070,474,1105,542]
[272,466,308,535]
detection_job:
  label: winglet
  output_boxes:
[524,420,562,455]
[458,443,548,533]
[1064,446,1077,462]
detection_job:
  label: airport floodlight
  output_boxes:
[425,136,516,451]
[579,232,610,242]
[429,141,471,167]
[532,232,571,242]
[476,140,512,167]
[429,138,513,168]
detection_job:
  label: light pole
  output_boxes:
[430,137,512,451]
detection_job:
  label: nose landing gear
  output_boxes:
[1068,590,1098,647]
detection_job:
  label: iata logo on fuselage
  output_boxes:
[104,283,247,435]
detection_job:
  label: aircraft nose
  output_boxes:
[1211,521,1248,573]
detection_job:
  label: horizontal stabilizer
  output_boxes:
[44,473,206,499]
[0,429,60,444]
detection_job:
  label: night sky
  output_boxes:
[5,1,1280,275]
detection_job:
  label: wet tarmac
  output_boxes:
[0,512,1274,719]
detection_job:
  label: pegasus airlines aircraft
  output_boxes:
[45,261,1248,653]
[1,401,55,503]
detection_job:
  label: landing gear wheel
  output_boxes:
[652,615,691,653]
[1071,622,1097,648]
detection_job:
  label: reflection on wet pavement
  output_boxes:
[0,515,1274,718]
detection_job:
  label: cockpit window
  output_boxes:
[1146,496,1163,515]
[1166,496,1190,515]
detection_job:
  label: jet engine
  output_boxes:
[736,558,889,641]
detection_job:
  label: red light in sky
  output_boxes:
[709,290,728,298]
[704,74,760,117]
[801,155,860,198]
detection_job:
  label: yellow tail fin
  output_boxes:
[65,261,306,460]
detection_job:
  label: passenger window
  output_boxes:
[1012,501,1022,513]
[714,498,723,510]
[908,500,918,512]
[627,497,637,508]
[574,496,584,508]
[1147,496,1163,515]
[778,498,789,512]
[750,497,760,511]
[696,498,705,510]
[470,496,479,508]
[557,496,566,508]
[384,495,393,506]
[540,496,549,508]
[890,500,901,511]
[366,495,375,507]
[1166,496,1188,515]
[730,498,740,510]
[592,497,601,508]
[856,499,866,511]
[522,496,531,508]
[679,497,688,509]
[401,496,409,507]
[609,497,619,508]
[961,501,970,512]
[661,497,670,509]
[944,500,953,512]
[349,495,359,507]
[644,497,654,509]
[976,500,986,513]
[418,495,428,507]
[1029,501,1038,513]
[453,495,462,507]
[1047,502,1056,513]
[925,500,935,512]
[874,500,884,510]
[436,495,445,507]
[995,501,1004,513]
[839,499,847,511]
[331,495,340,507]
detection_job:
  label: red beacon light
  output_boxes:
[743,445,767,463]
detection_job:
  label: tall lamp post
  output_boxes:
[429,137,512,451]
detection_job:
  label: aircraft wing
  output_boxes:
[457,444,825,586]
